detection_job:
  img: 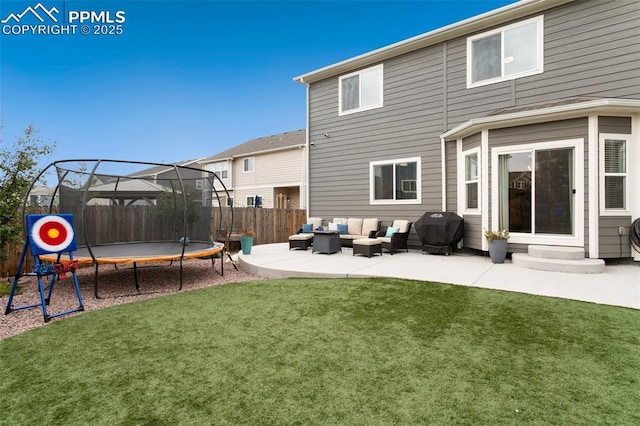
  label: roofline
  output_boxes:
[441,98,640,140]
[128,158,206,178]
[293,0,572,84]
[201,144,306,164]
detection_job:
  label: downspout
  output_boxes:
[440,136,446,212]
[632,113,640,261]
[303,80,311,216]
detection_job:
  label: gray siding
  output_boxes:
[597,116,632,258]
[599,217,632,258]
[445,141,457,212]
[463,215,482,250]
[306,0,639,254]
[599,116,632,134]
[444,0,640,129]
[525,0,640,102]
[462,134,481,151]
[309,45,446,226]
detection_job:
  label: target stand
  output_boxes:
[5,214,85,323]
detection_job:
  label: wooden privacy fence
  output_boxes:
[0,207,307,278]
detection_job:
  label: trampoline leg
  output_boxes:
[133,262,140,294]
[227,250,238,271]
[94,263,101,299]
[178,259,184,291]
[211,255,224,277]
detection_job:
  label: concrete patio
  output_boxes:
[238,243,640,310]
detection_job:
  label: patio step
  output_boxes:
[528,245,585,260]
[512,245,605,274]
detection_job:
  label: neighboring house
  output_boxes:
[27,186,58,207]
[294,0,640,259]
[125,158,210,206]
[200,130,306,209]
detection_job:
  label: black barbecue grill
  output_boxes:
[414,212,464,255]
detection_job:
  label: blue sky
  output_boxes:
[1,0,514,168]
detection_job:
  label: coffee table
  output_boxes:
[312,230,341,254]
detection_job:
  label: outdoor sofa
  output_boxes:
[328,218,380,247]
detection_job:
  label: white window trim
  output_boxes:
[195,180,203,190]
[599,133,631,216]
[491,138,584,247]
[459,147,481,215]
[205,161,229,180]
[243,157,255,173]
[338,64,384,116]
[369,157,421,205]
[467,15,544,89]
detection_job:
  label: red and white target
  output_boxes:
[27,214,77,255]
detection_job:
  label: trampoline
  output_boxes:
[14,159,234,300]
[39,241,226,297]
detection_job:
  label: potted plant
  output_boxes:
[239,229,255,255]
[484,229,509,264]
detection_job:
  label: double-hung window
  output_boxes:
[464,150,480,211]
[243,157,254,173]
[206,161,228,179]
[370,157,421,204]
[339,64,383,115]
[467,16,543,88]
[600,134,629,213]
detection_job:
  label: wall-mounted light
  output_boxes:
[323,133,330,138]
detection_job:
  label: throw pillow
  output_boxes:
[385,226,400,238]
[337,223,348,234]
[328,222,339,231]
[302,223,313,233]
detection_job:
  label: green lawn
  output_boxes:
[1,278,638,425]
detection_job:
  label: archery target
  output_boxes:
[27,214,78,255]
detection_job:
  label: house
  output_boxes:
[124,158,211,206]
[26,186,58,207]
[200,130,306,209]
[294,0,640,259]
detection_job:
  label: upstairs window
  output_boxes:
[243,157,254,172]
[339,64,383,115]
[206,161,228,179]
[600,135,628,212]
[467,16,543,88]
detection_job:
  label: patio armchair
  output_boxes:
[376,220,412,255]
[290,217,323,250]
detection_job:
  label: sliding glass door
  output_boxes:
[498,147,574,235]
